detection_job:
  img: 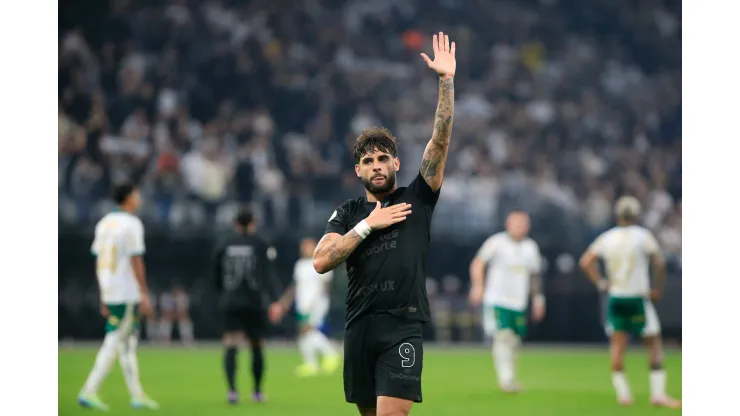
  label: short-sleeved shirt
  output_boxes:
[294,258,333,312]
[325,172,440,328]
[475,232,542,311]
[213,232,281,310]
[91,210,146,304]
[588,225,661,298]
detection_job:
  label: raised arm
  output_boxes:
[419,32,456,191]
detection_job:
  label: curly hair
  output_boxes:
[353,126,398,163]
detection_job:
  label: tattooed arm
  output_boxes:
[312,231,364,274]
[419,32,456,192]
[420,77,455,191]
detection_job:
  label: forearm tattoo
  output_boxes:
[421,77,454,184]
[315,230,364,270]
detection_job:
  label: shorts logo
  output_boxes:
[328,210,337,222]
[399,342,416,368]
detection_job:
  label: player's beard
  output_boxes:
[363,171,396,194]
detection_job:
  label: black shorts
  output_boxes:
[223,307,268,340]
[343,313,424,407]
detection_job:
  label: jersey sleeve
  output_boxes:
[528,242,542,274]
[90,225,101,256]
[644,231,662,255]
[128,219,146,256]
[324,201,351,235]
[588,234,606,257]
[407,171,441,207]
[475,235,499,263]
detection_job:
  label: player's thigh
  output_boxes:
[494,306,526,338]
[607,297,644,336]
[343,319,376,407]
[482,304,497,337]
[376,395,413,416]
[308,309,328,329]
[106,303,139,337]
[374,318,423,404]
[641,300,662,338]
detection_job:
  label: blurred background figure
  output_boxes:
[273,237,340,378]
[159,284,195,345]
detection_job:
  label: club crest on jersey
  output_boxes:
[328,210,337,222]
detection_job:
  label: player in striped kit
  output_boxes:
[78,183,159,410]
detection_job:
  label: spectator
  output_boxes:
[57,0,680,266]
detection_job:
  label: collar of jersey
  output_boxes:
[364,188,403,205]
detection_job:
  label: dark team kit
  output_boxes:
[213,232,280,340]
[325,172,439,406]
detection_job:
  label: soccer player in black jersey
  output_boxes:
[312,32,456,416]
[213,207,281,405]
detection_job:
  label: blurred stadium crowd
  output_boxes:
[58,0,681,262]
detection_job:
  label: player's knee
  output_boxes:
[104,331,123,348]
[249,338,263,352]
[376,397,412,416]
[496,329,518,346]
[357,406,377,416]
[376,406,411,416]
[223,332,240,347]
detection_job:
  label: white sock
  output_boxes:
[118,333,144,399]
[492,331,516,386]
[179,320,194,343]
[81,331,121,395]
[298,334,318,367]
[649,369,667,399]
[160,320,173,342]
[612,372,632,400]
[307,329,336,358]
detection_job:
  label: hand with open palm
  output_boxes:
[420,32,456,80]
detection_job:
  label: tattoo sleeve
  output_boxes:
[313,230,364,273]
[420,77,455,191]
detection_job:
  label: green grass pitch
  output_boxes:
[59,345,681,415]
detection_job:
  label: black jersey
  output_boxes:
[324,171,440,328]
[213,232,280,310]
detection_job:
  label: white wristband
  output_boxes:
[353,220,372,239]
[533,294,546,309]
[597,280,609,292]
